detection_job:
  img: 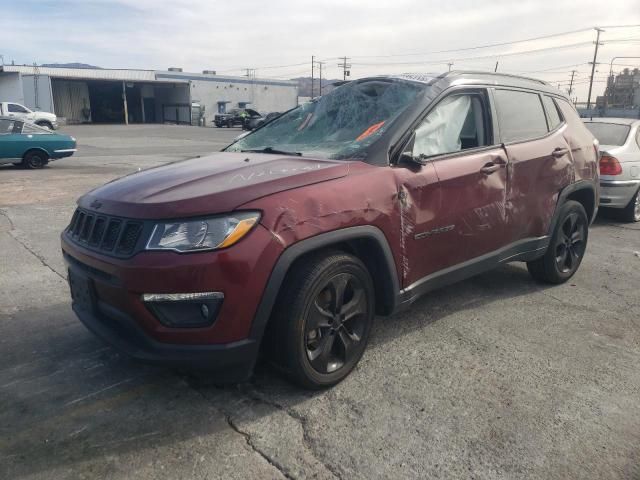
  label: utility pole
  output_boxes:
[494,60,499,73]
[318,62,324,96]
[338,57,351,81]
[568,70,577,97]
[586,27,604,110]
[447,62,454,72]
[311,55,315,98]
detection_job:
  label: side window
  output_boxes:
[542,96,563,130]
[555,99,583,128]
[21,123,49,135]
[8,103,28,113]
[494,89,548,143]
[0,119,16,134]
[412,92,489,159]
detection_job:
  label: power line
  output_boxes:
[349,27,593,59]
[351,41,594,66]
[338,57,351,80]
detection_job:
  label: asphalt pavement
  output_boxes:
[1,124,639,480]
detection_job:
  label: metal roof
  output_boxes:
[1,65,162,82]
[0,65,296,87]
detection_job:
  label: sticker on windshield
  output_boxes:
[356,121,385,141]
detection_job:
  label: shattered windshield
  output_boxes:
[226,79,425,159]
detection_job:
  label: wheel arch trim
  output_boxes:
[22,147,51,159]
[249,226,400,341]
[549,180,598,233]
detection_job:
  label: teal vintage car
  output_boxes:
[0,117,77,169]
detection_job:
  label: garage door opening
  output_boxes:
[51,79,190,125]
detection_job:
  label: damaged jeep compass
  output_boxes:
[62,72,599,388]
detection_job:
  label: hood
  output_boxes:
[36,111,57,120]
[79,152,350,219]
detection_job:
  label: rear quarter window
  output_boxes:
[542,96,563,130]
[494,89,548,143]
[583,123,631,146]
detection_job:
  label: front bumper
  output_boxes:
[61,223,283,376]
[599,179,640,208]
[52,148,77,159]
[71,290,259,379]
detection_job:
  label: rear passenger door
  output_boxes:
[493,89,573,243]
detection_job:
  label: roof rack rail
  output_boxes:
[445,70,548,85]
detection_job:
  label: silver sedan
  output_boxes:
[584,118,640,222]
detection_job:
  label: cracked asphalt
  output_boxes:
[1,125,639,480]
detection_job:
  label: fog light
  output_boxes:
[142,292,223,328]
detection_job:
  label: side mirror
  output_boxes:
[398,132,422,164]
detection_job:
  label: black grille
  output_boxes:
[66,208,143,257]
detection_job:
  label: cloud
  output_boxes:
[1,0,639,100]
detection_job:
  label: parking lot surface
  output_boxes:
[1,125,639,480]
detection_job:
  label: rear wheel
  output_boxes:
[270,251,375,389]
[21,150,49,169]
[527,200,588,284]
[621,189,640,223]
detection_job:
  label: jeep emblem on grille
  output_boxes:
[90,199,103,209]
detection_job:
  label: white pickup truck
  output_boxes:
[0,102,58,130]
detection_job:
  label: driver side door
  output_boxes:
[399,88,510,287]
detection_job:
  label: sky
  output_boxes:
[2,0,640,103]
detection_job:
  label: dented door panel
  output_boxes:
[391,162,441,285]
[503,128,574,242]
[427,147,509,267]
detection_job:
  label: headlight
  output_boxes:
[146,212,260,252]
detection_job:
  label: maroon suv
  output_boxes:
[62,72,599,388]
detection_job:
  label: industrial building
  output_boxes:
[0,65,298,126]
[601,68,640,108]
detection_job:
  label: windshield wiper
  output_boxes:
[241,147,302,156]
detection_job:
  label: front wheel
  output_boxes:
[22,150,49,169]
[527,200,588,284]
[35,121,53,130]
[270,252,375,389]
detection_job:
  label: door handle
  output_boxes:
[480,162,501,174]
[552,147,569,158]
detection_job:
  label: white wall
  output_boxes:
[0,72,25,104]
[22,74,55,113]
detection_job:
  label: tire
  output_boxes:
[270,251,375,389]
[620,189,640,223]
[527,200,588,284]
[226,120,233,128]
[21,150,49,169]
[35,121,52,130]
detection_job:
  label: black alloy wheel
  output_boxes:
[554,212,587,273]
[527,200,588,284]
[304,272,368,374]
[270,251,375,389]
